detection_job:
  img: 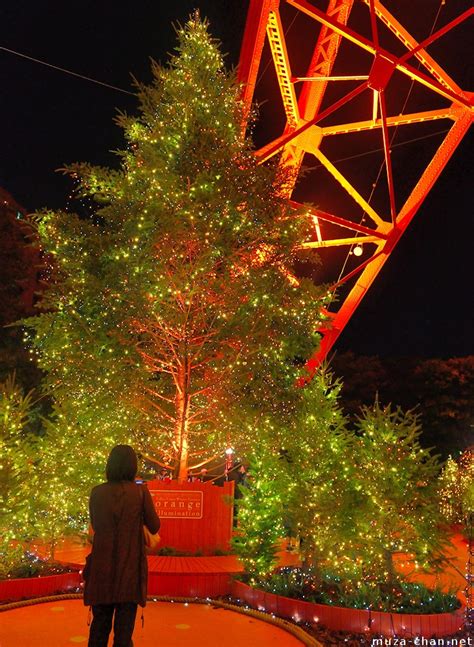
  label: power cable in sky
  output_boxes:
[0,45,135,96]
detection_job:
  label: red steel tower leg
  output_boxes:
[238,0,473,377]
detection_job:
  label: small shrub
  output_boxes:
[250,567,460,614]
[0,550,77,580]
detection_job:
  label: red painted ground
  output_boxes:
[0,599,309,647]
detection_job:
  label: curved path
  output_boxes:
[0,598,319,647]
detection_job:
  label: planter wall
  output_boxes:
[148,572,231,598]
[0,572,82,603]
[231,580,464,638]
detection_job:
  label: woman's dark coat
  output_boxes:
[84,481,160,607]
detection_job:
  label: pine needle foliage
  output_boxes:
[23,16,326,481]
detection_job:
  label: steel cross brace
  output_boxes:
[238,0,473,376]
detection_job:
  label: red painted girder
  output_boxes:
[329,251,384,292]
[397,102,473,228]
[378,90,397,224]
[290,201,388,239]
[360,0,465,96]
[398,8,474,67]
[303,107,473,377]
[280,0,354,188]
[238,0,280,124]
[321,108,456,136]
[287,0,473,110]
[256,81,369,162]
[298,0,354,121]
[266,8,300,128]
[238,1,472,375]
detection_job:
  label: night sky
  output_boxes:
[1,0,472,358]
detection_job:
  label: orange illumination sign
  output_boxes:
[149,489,203,519]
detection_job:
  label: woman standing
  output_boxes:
[84,445,160,647]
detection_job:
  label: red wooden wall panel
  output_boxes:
[0,572,81,602]
[146,480,234,554]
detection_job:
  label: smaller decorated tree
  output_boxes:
[0,376,88,563]
[0,375,38,575]
[282,372,354,571]
[233,389,449,610]
[231,444,289,580]
[233,370,353,579]
[27,402,99,558]
[439,449,474,525]
[339,403,447,598]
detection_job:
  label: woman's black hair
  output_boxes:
[106,445,138,482]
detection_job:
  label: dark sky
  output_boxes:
[1,0,472,358]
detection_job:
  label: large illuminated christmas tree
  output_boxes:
[24,16,326,481]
